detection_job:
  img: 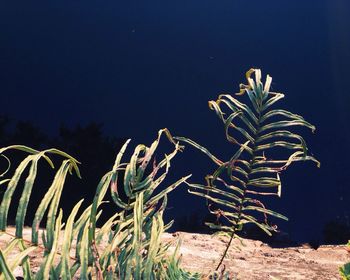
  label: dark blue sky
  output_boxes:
[1,0,349,242]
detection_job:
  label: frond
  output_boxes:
[176,69,319,268]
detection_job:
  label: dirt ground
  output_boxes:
[1,228,349,279]
[163,232,350,280]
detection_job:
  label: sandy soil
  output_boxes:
[1,228,349,279]
[164,232,350,280]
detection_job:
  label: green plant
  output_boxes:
[176,69,319,269]
[339,240,350,280]
[0,129,200,279]
[0,69,321,279]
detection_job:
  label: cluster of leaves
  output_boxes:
[176,69,319,268]
[339,240,350,280]
[0,69,319,279]
[0,129,201,279]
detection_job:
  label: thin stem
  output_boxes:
[216,230,235,271]
[216,113,261,271]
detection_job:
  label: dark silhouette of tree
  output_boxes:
[0,115,10,144]
[175,208,219,234]
[0,116,126,226]
[0,117,47,148]
[323,219,350,245]
[176,212,207,233]
[12,121,48,149]
[51,122,126,221]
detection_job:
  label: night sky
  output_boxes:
[1,1,349,243]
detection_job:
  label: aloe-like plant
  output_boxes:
[0,146,83,280]
[339,240,350,280]
[176,69,320,269]
[90,128,200,280]
[0,129,200,279]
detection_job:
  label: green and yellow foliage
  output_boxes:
[0,69,318,279]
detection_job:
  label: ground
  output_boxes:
[0,228,349,279]
[164,232,350,280]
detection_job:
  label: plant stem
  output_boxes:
[216,230,235,271]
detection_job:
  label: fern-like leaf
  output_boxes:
[176,69,319,269]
